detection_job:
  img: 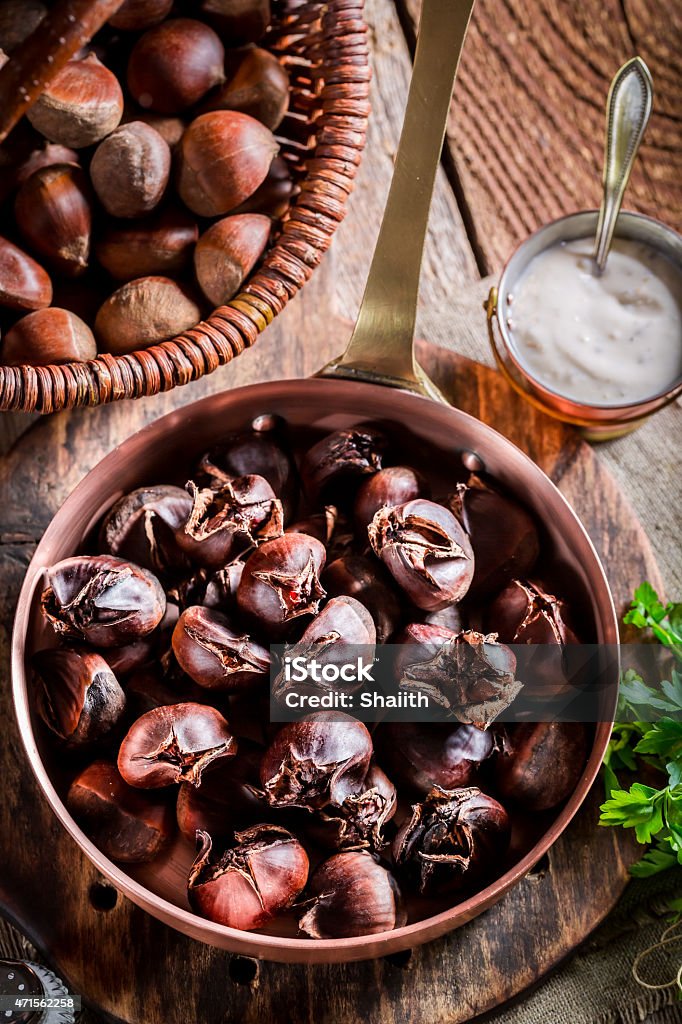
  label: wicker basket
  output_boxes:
[0,0,369,413]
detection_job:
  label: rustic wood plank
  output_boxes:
[400,0,682,273]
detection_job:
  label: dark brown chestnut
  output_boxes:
[109,0,173,31]
[196,427,297,522]
[95,207,199,282]
[323,554,402,644]
[376,722,495,797]
[298,851,405,938]
[176,475,283,569]
[200,46,289,130]
[449,474,540,597]
[15,163,92,278]
[354,465,428,532]
[286,506,339,547]
[301,428,386,504]
[0,235,52,312]
[67,761,174,863]
[99,485,192,575]
[494,722,588,811]
[176,739,264,841]
[90,121,171,219]
[232,154,294,218]
[41,555,166,648]
[310,761,397,853]
[260,711,373,811]
[118,702,237,787]
[200,0,271,46]
[368,499,474,611]
[237,533,326,639]
[188,825,308,930]
[33,648,125,745]
[127,19,225,114]
[172,605,271,691]
[393,786,510,895]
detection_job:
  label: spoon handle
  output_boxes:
[593,56,653,273]
[321,0,475,399]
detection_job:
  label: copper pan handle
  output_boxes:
[319,0,475,401]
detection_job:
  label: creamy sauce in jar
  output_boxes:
[507,237,682,405]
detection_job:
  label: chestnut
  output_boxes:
[172,605,271,691]
[90,122,171,219]
[0,236,52,312]
[2,308,96,366]
[232,154,294,219]
[102,636,157,679]
[99,485,192,575]
[176,475,283,569]
[197,427,297,522]
[323,554,402,644]
[200,0,272,46]
[177,111,279,218]
[0,0,46,53]
[393,786,510,895]
[310,761,397,853]
[194,214,271,307]
[189,825,308,931]
[494,722,588,811]
[67,761,174,863]
[376,722,495,797]
[298,851,405,938]
[15,142,80,187]
[260,711,373,811]
[127,19,225,114]
[354,465,428,532]
[109,0,173,31]
[41,555,166,648]
[176,739,264,841]
[27,54,124,149]
[201,562,245,611]
[15,163,92,278]
[94,276,201,354]
[449,474,540,597]
[286,506,339,547]
[301,428,386,504]
[200,46,289,131]
[33,647,125,745]
[368,499,475,611]
[237,533,326,639]
[95,207,198,282]
[118,702,237,788]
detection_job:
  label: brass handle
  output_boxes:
[319,0,475,400]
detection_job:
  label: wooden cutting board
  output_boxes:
[0,339,657,1024]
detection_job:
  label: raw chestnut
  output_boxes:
[233,154,294,218]
[67,761,174,863]
[172,605,271,691]
[126,109,186,149]
[41,555,166,647]
[109,0,173,31]
[368,499,475,611]
[393,786,510,895]
[27,54,124,148]
[194,214,271,306]
[323,554,402,644]
[94,276,201,354]
[299,851,405,938]
[0,236,51,311]
[176,739,264,840]
[95,207,198,282]
[15,163,92,277]
[176,475,283,569]
[118,702,237,788]
[33,648,125,745]
[177,111,279,218]
[354,465,428,532]
[309,761,397,853]
[0,0,46,53]
[90,122,171,219]
[200,0,271,46]
[197,427,297,521]
[286,506,340,547]
[2,308,96,366]
[127,19,225,114]
[99,485,192,575]
[189,825,308,931]
[450,474,540,596]
[260,711,373,811]
[301,428,386,503]
[201,46,289,130]
[376,722,495,796]
[237,533,326,638]
[495,722,588,811]
[15,142,79,187]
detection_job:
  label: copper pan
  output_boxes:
[12,0,619,963]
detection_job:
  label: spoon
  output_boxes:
[593,56,653,274]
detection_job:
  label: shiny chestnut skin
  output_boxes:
[368,499,475,611]
[354,465,428,532]
[95,206,199,282]
[299,851,405,939]
[309,761,397,853]
[200,0,271,46]
[14,163,92,278]
[99,485,192,575]
[301,428,386,504]
[189,825,309,931]
[376,723,495,797]
[41,555,166,648]
[172,605,271,691]
[495,723,588,811]
[200,46,289,131]
[176,739,264,841]
[393,786,510,895]
[260,711,373,812]
[67,761,175,864]
[33,648,125,745]
[237,533,326,639]
[127,19,225,115]
[450,474,540,597]
[323,554,402,644]
[118,702,237,788]
[197,427,297,522]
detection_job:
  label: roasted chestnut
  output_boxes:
[41,555,166,648]
[99,485,192,574]
[309,761,397,853]
[176,739,264,841]
[172,605,271,691]
[188,825,309,930]
[354,465,428,532]
[494,722,588,811]
[393,786,510,895]
[67,761,174,863]
[196,427,297,521]
[33,648,125,745]
[237,533,326,639]
[301,428,386,503]
[118,702,237,787]
[376,722,495,796]
[323,554,402,644]
[368,499,474,611]
[298,851,405,938]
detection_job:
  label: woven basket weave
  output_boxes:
[0,0,369,414]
